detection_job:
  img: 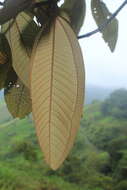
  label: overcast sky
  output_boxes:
[79,0,127,88]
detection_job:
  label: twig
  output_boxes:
[34,0,59,8]
[78,0,127,39]
[34,1,50,8]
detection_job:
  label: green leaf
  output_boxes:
[61,0,86,34]
[91,0,118,52]
[4,69,32,119]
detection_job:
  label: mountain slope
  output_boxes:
[85,84,114,104]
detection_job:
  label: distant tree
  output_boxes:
[101,89,127,118]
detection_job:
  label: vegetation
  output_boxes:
[0,0,124,169]
[0,89,127,189]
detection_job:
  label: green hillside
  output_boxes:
[85,85,114,104]
[0,89,127,190]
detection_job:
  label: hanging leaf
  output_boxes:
[60,0,86,34]
[0,34,12,89]
[0,64,9,90]
[4,69,32,119]
[30,17,85,170]
[91,0,118,52]
[0,52,7,65]
[1,12,40,88]
[0,33,11,65]
[0,0,32,25]
[21,20,41,51]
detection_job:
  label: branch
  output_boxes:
[78,0,127,39]
[34,0,59,8]
[34,1,50,8]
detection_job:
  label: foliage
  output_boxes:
[0,89,127,189]
[0,0,120,169]
[0,0,125,188]
[91,0,118,52]
[101,89,127,118]
[0,0,119,118]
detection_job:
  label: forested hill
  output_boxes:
[0,89,127,190]
[85,84,114,104]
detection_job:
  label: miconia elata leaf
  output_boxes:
[61,0,86,34]
[4,69,32,119]
[0,0,32,25]
[0,34,12,89]
[30,16,85,170]
[2,12,40,87]
[0,33,11,65]
[91,0,118,52]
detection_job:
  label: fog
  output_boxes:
[79,0,127,88]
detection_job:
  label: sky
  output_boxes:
[79,0,127,88]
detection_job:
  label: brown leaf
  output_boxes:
[2,12,40,87]
[0,34,12,89]
[0,52,7,65]
[4,69,32,119]
[0,0,32,25]
[30,16,85,170]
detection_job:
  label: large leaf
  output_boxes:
[61,0,86,34]
[0,34,12,89]
[2,12,40,87]
[91,0,118,52]
[30,17,85,170]
[4,69,32,119]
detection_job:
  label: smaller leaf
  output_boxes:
[2,12,40,88]
[0,34,12,89]
[0,33,11,64]
[4,69,32,119]
[0,0,32,25]
[61,0,86,34]
[91,0,118,52]
[0,52,7,65]
[0,64,8,90]
[21,20,40,51]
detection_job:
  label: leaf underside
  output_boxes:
[91,0,118,52]
[30,16,85,170]
[1,12,40,88]
[0,34,12,89]
[4,69,32,119]
[61,0,86,34]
